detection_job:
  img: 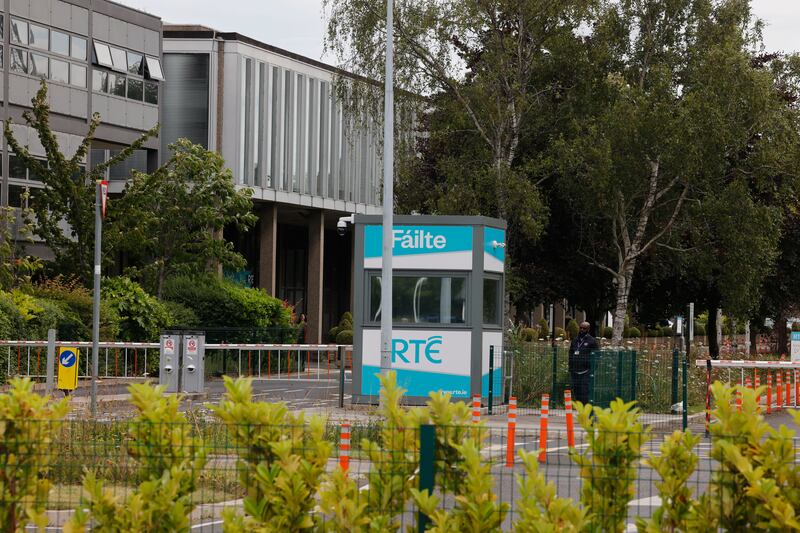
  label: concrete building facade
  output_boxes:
[162,25,383,343]
[0,0,163,256]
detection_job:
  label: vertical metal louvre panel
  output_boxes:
[161,53,209,154]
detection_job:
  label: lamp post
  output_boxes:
[380,0,394,376]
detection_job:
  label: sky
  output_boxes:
[118,0,800,63]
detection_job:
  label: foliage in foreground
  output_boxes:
[65,383,208,532]
[0,378,68,532]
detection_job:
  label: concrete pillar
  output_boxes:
[554,299,566,330]
[306,211,325,343]
[258,204,278,295]
[576,310,587,324]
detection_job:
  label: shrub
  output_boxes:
[566,319,579,340]
[101,276,171,341]
[661,326,673,337]
[602,326,613,339]
[161,300,200,328]
[555,327,566,339]
[538,318,550,334]
[335,329,353,344]
[0,292,24,339]
[32,277,120,340]
[164,274,294,333]
[67,383,208,532]
[329,311,354,341]
[694,322,706,336]
[626,327,641,338]
[0,378,69,531]
[571,398,650,532]
[210,377,331,531]
[647,328,662,337]
[521,327,539,342]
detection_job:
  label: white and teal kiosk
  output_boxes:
[352,215,506,405]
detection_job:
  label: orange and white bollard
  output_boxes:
[735,389,742,413]
[745,376,752,389]
[767,372,773,414]
[505,397,517,467]
[755,372,761,412]
[565,389,575,449]
[339,422,350,474]
[777,372,783,411]
[472,395,481,424]
[795,370,799,408]
[538,393,549,463]
[786,371,792,408]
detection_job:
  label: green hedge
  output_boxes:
[101,277,171,341]
[163,274,294,329]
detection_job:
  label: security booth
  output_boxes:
[352,215,506,405]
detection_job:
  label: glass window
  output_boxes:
[70,64,86,88]
[369,274,468,324]
[51,30,70,56]
[127,77,143,100]
[11,19,27,45]
[29,53,48,78]
[108,73,126,97]
[127,51,143,75]
[92,69,108,92]
[29,24,48,50]
[145,56,164,80]
[9,155,26,179]
[109,46,127,72]
[0,46,3,70]
[50,58,68,83]
[71,36,87,60]
[483,278,501,325]
[10,48,27,74]
[27,161,44,183]
[93,41,112,68]
[8,185,26,208]
[144,80,158,104]
[0,15,4,41]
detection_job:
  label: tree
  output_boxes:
[3,80,158,284]
[555,0,800,345]
[108,139,257,297]
[325,0,596,249]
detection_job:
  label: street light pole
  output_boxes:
[380,0,394,376]
[91,180,107,417]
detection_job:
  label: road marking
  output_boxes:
[628,495,662,507]
[191,520,224,530]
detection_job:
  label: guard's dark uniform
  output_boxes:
[569,332,599,405]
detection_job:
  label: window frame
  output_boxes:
[70,63,86,88]
[144,56,164,80]
[10,18,28,46]
[93,41,113,68]
[28,23,49,51]
[144,79,158,105]
[364,270,471,328]
[50,29,70,56]
[28,52,49,79]
[49,57,69,83]
[482,274,503,327]
[10,47,28,74]
[70,35,87,60]
[109,45,127,72]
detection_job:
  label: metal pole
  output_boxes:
[417,424,436,533]
[488,345,494,415]
[45,328,55,395]
[90,182,102,417]
[380,0,395,376]
[338,345,346,408]
[682,357,688,431]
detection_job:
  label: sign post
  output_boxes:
[91,180,108,416]
[791,331,800,362]
[57,347,79,391]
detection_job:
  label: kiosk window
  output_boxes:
[370,274,467,324]
[483,278,500,325]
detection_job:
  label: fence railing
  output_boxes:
[5,419,799,530]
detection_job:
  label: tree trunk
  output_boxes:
[777,309,789,356]
[708,307,719,359]
[611,263,635,346]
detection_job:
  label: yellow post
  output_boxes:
[57,347,79,391]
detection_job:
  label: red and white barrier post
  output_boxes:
[795,370,800,408]
[472,395,481,424]
[339,422,350,474]
[767,372,773,414]
[754,372,761,412]
[538,393,549,463]
[777,372,783,410]
[735,388,742,413]
[565,389,575,449]
[786,371,792,408]
[506,397,517,467]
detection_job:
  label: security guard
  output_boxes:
[569,321,598,404]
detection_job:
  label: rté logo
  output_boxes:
[392,335,443,364]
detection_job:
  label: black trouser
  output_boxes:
[570,370,590,405]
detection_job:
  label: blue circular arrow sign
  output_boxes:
[59,349,76,368]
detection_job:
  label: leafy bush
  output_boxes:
[555,327,566,339]
[602,326,613,339]
[566,319,579,339]
[32,277,121,340]
[571,399,650,532]
[0,292,24,339]
[329,311,353,341]
[335,329,353,344]
[164,274,294,331]
[661,326,673,336]
[161,300,200,328]
[101,276,171,341]
[210,377,331,531]
[0,378,69,531]
[694,322,706,336]
[626,327,641,338]
[67,383,208,532]
[538,318,550,334]
[521,327,539,342]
